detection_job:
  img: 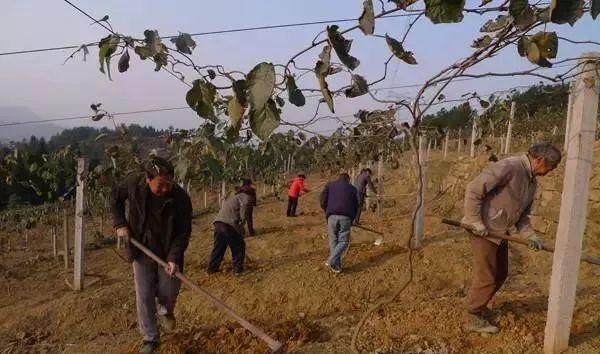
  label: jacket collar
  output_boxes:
[520,155,535,181]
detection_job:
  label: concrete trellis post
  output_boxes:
[63,208,69,269]
[412,135,428,249]
[73,157,88,291]
[443,132,450,160]
[504,101,516,155]
[500,136,505,155]
[470,118,477,158]
[377,152,384,218]
[544,53,600,354]
[457,127,463,154]
[563,81,576,152]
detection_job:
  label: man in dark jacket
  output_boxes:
[354,168,377,225]
[112,157,192,354]
[207,186,252,275]
[320,173,359,273]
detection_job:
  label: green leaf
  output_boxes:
[170,32,196,55]
[186,80,217,121]
[118,50,130,73]
[317,74,334,113]
[249,99,280,140]
[207,69,216,80]
[326,25,360,70]
[98,35,119,80]
[480,15,510,32]
[550,0,584,25]
[153,52,168,72]
[359,0,375,35]
[509,0,528,19]
[345,74,369,98]
[526,41,552,67]
[471,35,492,48]
[593,0,600,20]
[531,31,558,59]
[95,133,108,141]
[227,97,245,131]
[509,0,537,30]
[247,62,276,109]
[275,96,285,107]
[232,79,248,107]
[385,34,417,64]
[286,75,306,107]
[517,36,530,56]
[479,99,490,108]
[424,0,465,24]
[315,45,332,76]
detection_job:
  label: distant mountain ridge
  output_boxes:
[0,106,63,143]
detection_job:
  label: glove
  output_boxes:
[527,234,543,252]
[470,221,488,237]
[116,226,130,240]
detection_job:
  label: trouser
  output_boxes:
[327,215,353,269]
[465,236,508,314]
[287,196,298,216]
[246,206,255,235]
[207,222,246,273]
[354,192,366,224]
[133,254,181,342]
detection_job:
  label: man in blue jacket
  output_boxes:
[320,173,359,273]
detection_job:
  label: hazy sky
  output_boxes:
[0,0,598,137]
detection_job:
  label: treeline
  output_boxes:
[422,83,570,139]
[0,125,165,209]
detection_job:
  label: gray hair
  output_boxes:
[528,142,562,167]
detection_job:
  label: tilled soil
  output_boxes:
[1,155,600,353]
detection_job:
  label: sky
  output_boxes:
[0,0,598,138]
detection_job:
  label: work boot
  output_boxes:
[139,341,159,354]
[159,313,176,332]
[464,313,499,334]
[481,307,498,319]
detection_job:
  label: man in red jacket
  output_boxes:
[287,174,310,217]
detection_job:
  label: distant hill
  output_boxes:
[0,106,63,143]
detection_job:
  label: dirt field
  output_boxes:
[1,151,600,353]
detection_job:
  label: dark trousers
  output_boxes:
[287,196,298,216]
[246,206,255,235]
[207,222,246,273]
[465,237,508,314]
[353,192,366,225]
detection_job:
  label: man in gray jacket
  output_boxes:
[354,168,377,225]
[207,185,252,275]
[462,142,561,333]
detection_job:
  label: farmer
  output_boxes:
[353,168,377,225]
[112,157,192,354]
[239,178,257,236]
[287,174,310,217]
[320,173,359,273]
[207,184,253,275]
[462,142,561,333]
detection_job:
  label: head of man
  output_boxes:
[144,157,175,197]
[364,168,372,176]
[528,142,562,177]
[339,173,350,182]
[298,174,306,179]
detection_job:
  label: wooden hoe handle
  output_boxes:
[128,238,283,353]
[441,218,600,266]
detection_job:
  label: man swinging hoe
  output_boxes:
[461,142,561,334]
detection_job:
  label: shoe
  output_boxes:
[139,341,159,354]
[464,313,499,334]
[481,307,498,319]
[159,313,176,332]
[326,263,342,274]
[234,270,249,277]
[206,268,220,275]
